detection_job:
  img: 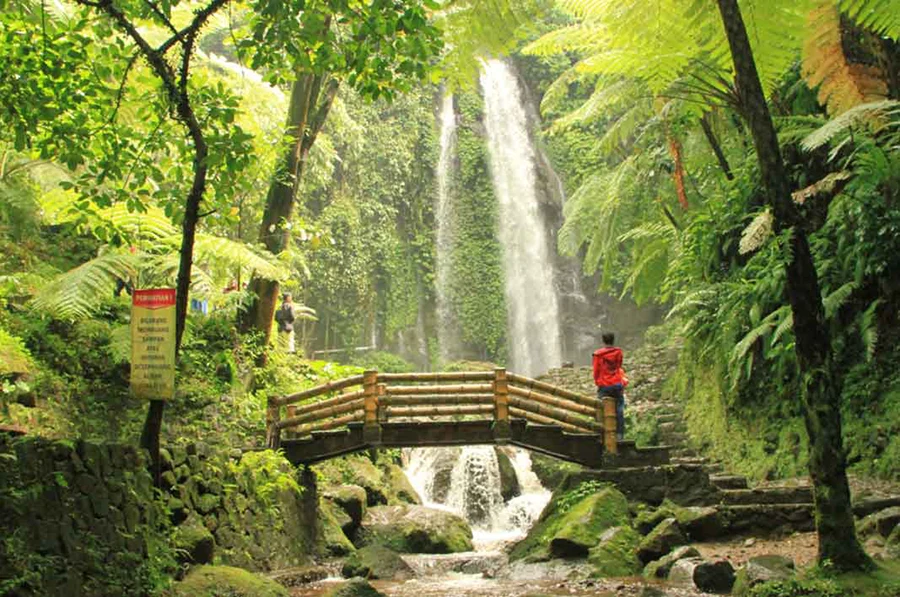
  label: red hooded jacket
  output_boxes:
[593,346,627,387]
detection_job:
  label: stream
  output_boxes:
[291,446,714,597]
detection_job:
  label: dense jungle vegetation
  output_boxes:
[1,0,900,594]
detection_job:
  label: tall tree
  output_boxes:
[714,0,870,570]
[239,0,443,351]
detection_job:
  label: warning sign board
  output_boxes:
[131,288,176,400]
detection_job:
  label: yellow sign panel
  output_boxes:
[131,288,176,400]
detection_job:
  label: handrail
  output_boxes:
[266,368,618,455]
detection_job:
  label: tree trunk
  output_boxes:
[714,0,871,571]
[240,72,339,352]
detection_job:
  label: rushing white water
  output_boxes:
[480,60,563,376]
[405,446,551,550]
[434,93,461,362]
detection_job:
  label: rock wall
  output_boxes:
[0,435,163,597]
[0,436,322,596]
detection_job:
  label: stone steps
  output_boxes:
[710,475,748,490]
[717,503,815,534]
[721,487,814,506]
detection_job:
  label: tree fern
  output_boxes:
[859,298,881,360]
[801,99,900,151]
[30,252,137,320]
[823,280,857,318]
[802,2,888,116]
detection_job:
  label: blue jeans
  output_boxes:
[598,384,625,441]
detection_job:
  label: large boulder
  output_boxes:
[858,506,900,539]
[642,545,701,579]
[586,526,642,577]
[529,453,583,490]
[323,578,387,597]
[668,558,735,594]
[548,487,631,558]
[355,505,473,553]
[732,555,795,596]
[635,500,723,540]
[496,448,521,501]
[341,545,413,580]
[636,518,686,564]
[325,485,368,533]
[172,565,288,597]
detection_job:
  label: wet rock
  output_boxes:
[171,565,288,597]
[732,555,794,595]
[323,578,386,597]
[321,501,355,556]
[586,526,642,577]
[642,545,701,579]
[636,518,686,564]
[668,558,735,594]
[635,501,723,540]
[496,448,521,501]
[355,505,473,553]
[342,545,413,580]
[548,487,631,558]
[858,506,900,539]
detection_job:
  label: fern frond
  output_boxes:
[30,252,137,320]
[107,324,131,364]
[771,309,795,345]
[548,78,641,133]
[792,171,852,204]
[596,100,653,155]
[802,3,888,116]
[823,281,856,318]
[837,0,900,40]
[859,298,882,360]
[739,209,774,255]
[801,100,900,151]
[190,235,288,281]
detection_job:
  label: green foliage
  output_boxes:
[749,578,842,597]
[352,351,416,374]
[555,480,609,514]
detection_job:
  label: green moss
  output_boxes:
[356,505,473,553]
[320,501,355,556]
[510,483,629,562]
[587,526,642,578]
[341,545,413,580]
[383,463,421,505]
[323,578,387,597]
[171,565,289,597]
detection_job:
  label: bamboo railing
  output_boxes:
[266,368,618,455]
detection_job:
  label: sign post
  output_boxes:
[131,289,176,400]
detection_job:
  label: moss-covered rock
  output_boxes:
[548,488,631,558]
[325,485,367,532]
[171,565,289,597]
[496,448,521,501]
[355,505,473,553]
[732,555,794,596]
[510,483,629,562]
[321,501,356,556]
[635,500,722,540]
[529,453,582,490]
[341,545,413,580]
[587,526,642,578]
[636,518,686,564]
[383,463,422,505]
[172,516,216,565]
[858,506,900,539]
[642,545,700,579]
[323,578,387,597]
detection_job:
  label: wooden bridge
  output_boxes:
[267,369,668,468]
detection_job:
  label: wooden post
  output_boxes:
[602,396,618,455]
[376,384,387,423]
[266,397,281,449]
[493,367,511,442]
[363,370,381,444]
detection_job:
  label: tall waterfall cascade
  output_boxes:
[405,446,551,549]
[434,93,461,362]
[480,60,563,376]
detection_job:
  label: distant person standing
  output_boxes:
[593,333,628,440]
[274,293,297,353]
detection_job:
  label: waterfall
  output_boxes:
[434,93,461,362]
[405,446,551,549]
[480,60,563,376]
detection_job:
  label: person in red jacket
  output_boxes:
[593,332,628,440]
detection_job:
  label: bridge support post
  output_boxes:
[363,370,382,445]
[492,368,511,442]
[602,397,617,455]
[266,397,281,449]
